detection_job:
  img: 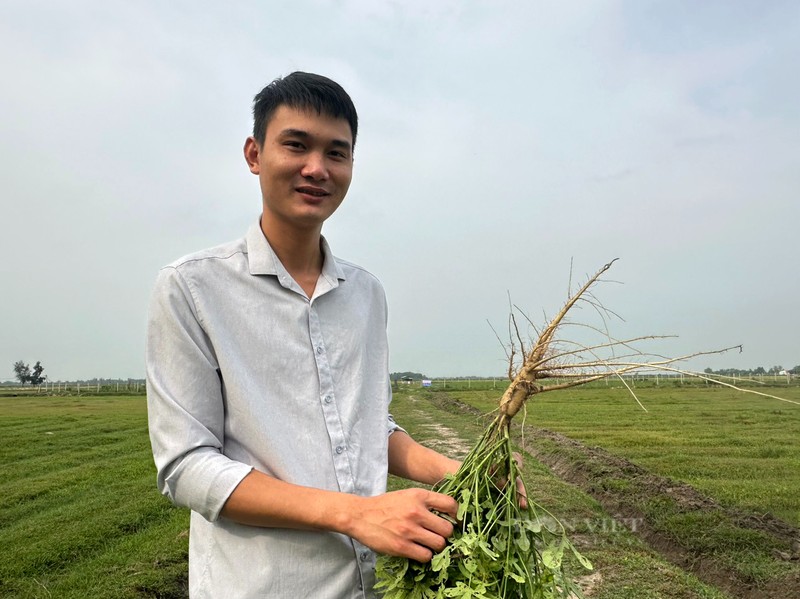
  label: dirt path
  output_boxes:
[402,394,473,459]
[426,392,800,599]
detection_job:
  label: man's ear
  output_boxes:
[243,137,261,174]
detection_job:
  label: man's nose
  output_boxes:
[300,152,329,180]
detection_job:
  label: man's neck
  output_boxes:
[260,214,324,298]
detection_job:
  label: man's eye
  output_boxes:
[284,141,304,149]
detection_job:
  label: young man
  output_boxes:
[146,72,461,598]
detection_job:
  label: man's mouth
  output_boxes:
[296,186,329,197]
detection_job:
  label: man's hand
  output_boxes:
[218,469,457,562]
[490,451,528,509]
[345,488,458,562]
[513,452,528,509]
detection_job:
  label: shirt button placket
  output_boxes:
[309,304,354,494]
[356,547,374,597]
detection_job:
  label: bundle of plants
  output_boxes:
[375,409,591,599]
[375,260,744,599]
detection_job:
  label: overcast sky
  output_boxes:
[2,0,798,381]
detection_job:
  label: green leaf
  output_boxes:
[541,541,564,569]
[457,502,468,522]
[444,581,474,598]
[480,497,495,509]
[431,547,451,572]
[508,571,526,584]
[457,489,471,521]
[460,528,478,552]
[422,586,440,599]
[491,532,507,552]
[515,530,530,552]
[568,541,593,571]
[477,539,499,560]
[464,558,478,574]
[522,518,542,534]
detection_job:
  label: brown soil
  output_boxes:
[404,394,474,459]
[428,393,800,599]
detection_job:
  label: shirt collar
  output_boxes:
[245,220,346,284]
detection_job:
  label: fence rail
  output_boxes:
[394,373,797,392]
[2,373,796,397]
[0,380,146,396]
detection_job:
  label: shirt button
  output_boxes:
[324,395,332,404]
[360,550,370,561]
[316,346,324,355]
[335,446,344,454]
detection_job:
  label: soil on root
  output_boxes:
[427,392,800,599]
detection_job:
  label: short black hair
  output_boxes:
[252,72,358,149]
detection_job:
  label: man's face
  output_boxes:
[244,105,354,235]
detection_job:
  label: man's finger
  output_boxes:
[410,525,450,554]
[516,476,528,509]
[417,507,455,540]
[423,491,459,518]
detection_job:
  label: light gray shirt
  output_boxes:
[146,221,399,598]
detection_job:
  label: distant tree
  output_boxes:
[29,361,46,386]
[703,367,713,374]
[13,361,31,385]
[790,365,800,375]
[753,366,766,375]
[390,371,429,381]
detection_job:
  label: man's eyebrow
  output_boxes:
[279,128,310,139]
[279,128,352,151]
[330,139,352,151]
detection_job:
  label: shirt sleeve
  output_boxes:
[387,412,405,436]
[385,360,405,437]
[146,266,253,522]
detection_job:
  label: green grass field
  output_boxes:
[445,386,800,526]
[1,388,798,598]
[0,397,188,598]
